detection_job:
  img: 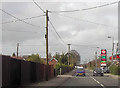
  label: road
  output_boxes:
[59,69,119,88]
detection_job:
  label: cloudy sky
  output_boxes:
[1,0,118,63]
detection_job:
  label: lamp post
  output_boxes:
[68,44,71,65]
[115,42,119,61]
[95,47,99,68]
[108,36,114,62]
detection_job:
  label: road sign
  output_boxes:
[101,49,106,54]
[101,49,107,66]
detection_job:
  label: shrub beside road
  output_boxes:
[55,63,74,75]
[109,65,120,75]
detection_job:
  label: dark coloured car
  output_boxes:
[103,67,110,73]
[93,68,104,76]
[76,68,85,76]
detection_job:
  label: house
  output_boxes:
[48,57,58,67]
[11,56,25,60]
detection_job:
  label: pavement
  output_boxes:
[19,69,76,87]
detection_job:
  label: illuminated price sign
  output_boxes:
[101,49,107,66]
[101,49,106,54]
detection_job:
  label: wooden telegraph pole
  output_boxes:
[17,43,19,58]
[45,10,49,81]
[68,44,71,65]
[115,42,119,61]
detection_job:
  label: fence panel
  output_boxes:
[21,60,31,85]
[36,63,41,82]
[9,58,21,87]
[2,56,56,87]
[2,56,10,87]
[30,62,36,83]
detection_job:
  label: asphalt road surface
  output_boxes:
[59,69,119,88]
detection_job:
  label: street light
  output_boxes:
[95,47,100,68]
[108,36,114,62]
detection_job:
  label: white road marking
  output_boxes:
[87,73,105,88]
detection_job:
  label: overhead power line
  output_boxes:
[49,1,119,13]
[2,29,44,34]
[33,0,46,13]
[49,26,66,47]
[72,44,100,48]
[50,12,117,28]
[49,19,66,45]
[1,15,45,24]
[0,9,42,28]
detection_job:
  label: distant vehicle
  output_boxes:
[76,68,85,76]
[103,67,110,73]
[93,68,104,76]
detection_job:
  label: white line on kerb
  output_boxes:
[87,73,105,88]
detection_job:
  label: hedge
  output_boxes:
[55,63,73,75]
[109,65,120,75]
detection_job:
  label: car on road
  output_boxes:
[93,68,104,76]
[103,67,110,73]
[76,67,85,76]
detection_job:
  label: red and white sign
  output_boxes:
[109,54,120,60]
[101,49,106,54]
[101,49,107,67]
[101,63,106,66]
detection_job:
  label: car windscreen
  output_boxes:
[95,68,102,72]
[77,68,84,71]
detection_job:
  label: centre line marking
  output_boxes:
[87,73,105,88]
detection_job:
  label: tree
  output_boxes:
[70,50,80,65]
[12,53,16,56]
[48,52,52,59]
[55,52,60,61]
[54,52,68,65]
[26,54,45,64]
[60,53,68,65]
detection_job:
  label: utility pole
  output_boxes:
[95,52,97,68]
[68,44,71,65]
[115,42,119,61]
[112,42,114,62]
[17,43,19,58]
[45,10,49,81]
[108,36,114,62]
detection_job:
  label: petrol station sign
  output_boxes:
[101,49,107,66]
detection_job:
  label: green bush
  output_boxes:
[55,63,72,75]
[118,67,120,75]
[109,65,120,75]
[88,66,95,70]
[55,63,61,75]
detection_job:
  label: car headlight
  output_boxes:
[94,71,96,73]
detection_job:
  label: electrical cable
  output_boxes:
[49,1,119,13]
[1,15,45,24]
[0,9,42,28]
[49,19,66,45]
[50,12,117,28]
[49,25,66,47]
[2,29,44,34]
[32,0,46,13]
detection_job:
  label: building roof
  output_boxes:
[11,56,25,60]
[49,57,58,62]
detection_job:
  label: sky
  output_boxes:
[1,0,118,64]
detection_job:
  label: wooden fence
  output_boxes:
[2,55,56,87]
